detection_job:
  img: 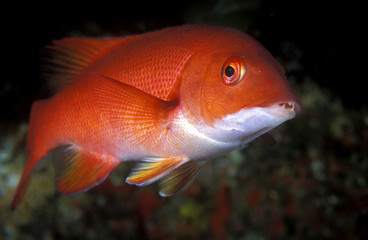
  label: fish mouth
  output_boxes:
[278,101,300,113]
[210,100,299,144]
[241,90,302,117]
[268,101,300,120]
[241,99,301,120]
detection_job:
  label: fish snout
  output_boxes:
[271,101,301,120]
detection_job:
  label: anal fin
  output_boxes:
[159,160,204,197]
[53,145,120,194]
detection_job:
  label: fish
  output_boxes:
[11,24,300,209]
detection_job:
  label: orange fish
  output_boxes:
[11,24,300,209]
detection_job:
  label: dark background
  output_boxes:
[1,1,367,239]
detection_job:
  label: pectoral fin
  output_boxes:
[90,74,178,147]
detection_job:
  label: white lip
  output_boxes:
[266,102,297,119]
[202,102,297,143]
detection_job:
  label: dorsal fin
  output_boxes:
[43,37,125,92]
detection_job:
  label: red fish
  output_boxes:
[11,24,300,209]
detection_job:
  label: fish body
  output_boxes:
[11,24,300,209]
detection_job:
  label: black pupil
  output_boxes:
[225,65,235,78]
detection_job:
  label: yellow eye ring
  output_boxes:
[221,58,246,86]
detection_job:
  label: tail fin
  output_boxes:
[11,100,50,210]
[11,99,121,209]
[10,173,31,210]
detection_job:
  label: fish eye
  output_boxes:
[224,65,235,78]
[221,58,245,86]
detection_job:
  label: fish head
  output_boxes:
[181,27,301,144]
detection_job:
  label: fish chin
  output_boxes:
[207,104,296,144]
